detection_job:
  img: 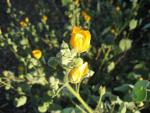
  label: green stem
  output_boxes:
[95,95,102,111]
[65,83,93,113]
[77,82,81,93]
[110,104,115,113]
[75,104,87,113]
[98,47,111,70]
[56,84,66,95]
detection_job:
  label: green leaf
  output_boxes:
[15,96,27,107]
[114,84,133,93]
[61,0,72,6]
[134,62,145,70]
[5,84,11,90]
[61,41,69,49]
[119,103,126,113]
[129,19,138,30]
[101,27,111,35]
[133,80,149,102]
[119,39,132,51]
[143,23,150,30]
[107,62,115,73]
[48,57,59,69]
[74,58,83,66]
[134,87,146,101]
[62,107,75,113]
[132,0,138,8]
[134,111,140,113]
[20,38,28,45]
[128,72,141,80]
[38,102,49,113]
[87,70,95,77]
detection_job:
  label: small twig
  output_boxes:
[56,83,66,95]
[115,51,128,65]
[0,103,8,108]
[110,104,115,113]
[95,48,101,60]
[98,47,111,70]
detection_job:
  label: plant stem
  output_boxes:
[98,47,111,70]
[65,83,93,113]
[95,95,102,111]
[77,82,81,93]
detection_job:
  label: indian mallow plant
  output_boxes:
[48,25,94,113]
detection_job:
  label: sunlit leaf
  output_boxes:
[15,96,27,107]
[38,102,49,113]
[119,39,132,51]
[119,103,126,113]
[61,0,72,6]
[129,19,138,30]
[107,62,115,73]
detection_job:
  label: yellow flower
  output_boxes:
[20,17,29,27]
[32,49,42,59]
[69,62,89,83]
[42,15,48,22]
[25,17,29,23]
[70,26,91,53]
[20,21,28,27]
[82,11,91,22]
